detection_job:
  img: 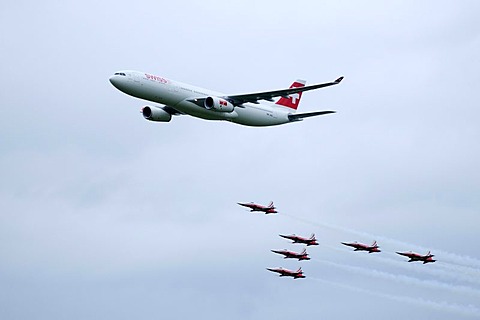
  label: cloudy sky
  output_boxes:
[1,0,480,319]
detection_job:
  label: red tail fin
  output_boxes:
[275,80,306,110]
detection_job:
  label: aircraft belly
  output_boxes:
[135,79,290,126]
[233,106,289,127]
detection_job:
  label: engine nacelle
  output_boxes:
[204,96,235,113]
[142,106,172,122]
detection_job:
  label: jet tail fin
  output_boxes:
[268,201,274,208]
[275,80,306,110]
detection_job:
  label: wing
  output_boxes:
[228,76,344,105]
[187,77,343,107]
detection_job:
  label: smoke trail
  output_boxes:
[332,246,480,287]
[312,258,480,300]
[436,262,480,279]
[309,276,480,318]
[280,213,480,287]
[280,212,480,270]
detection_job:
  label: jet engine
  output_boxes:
[204,96,235,112]
[142,106,172,122]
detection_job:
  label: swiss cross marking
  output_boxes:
[289,93,300,104]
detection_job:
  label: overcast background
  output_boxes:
[1,0,480,319]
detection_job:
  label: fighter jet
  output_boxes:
[237,201,277,214]
[266,267,306,279]
[396,251,436,264]
[279,233,318,246]
[271,248,310,261]
[341,240,381,253]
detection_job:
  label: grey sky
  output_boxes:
[1,1,480,319]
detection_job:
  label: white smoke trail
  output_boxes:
[436,261,480,279]
[312,258,480,300]
[382,251,480,285]
[321,244,480,286]
[280,213,480,287]
[309,276,480,318]
[281,213,480,270]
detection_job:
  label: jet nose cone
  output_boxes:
[109,75,118,87]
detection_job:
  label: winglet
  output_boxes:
[335,76,344,83]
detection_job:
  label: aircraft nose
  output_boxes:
[109,71,128,88]
[109,75,119,87]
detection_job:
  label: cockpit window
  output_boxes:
[114,72,126,76]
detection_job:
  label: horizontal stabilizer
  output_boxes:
[288,111,335,122]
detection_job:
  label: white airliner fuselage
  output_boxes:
[109,70,342,127]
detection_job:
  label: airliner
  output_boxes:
[109,70,343,127]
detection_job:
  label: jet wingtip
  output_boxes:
[335,76,344,83]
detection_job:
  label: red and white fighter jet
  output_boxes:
[279,233,318,246]
[396,251,436,264]
[237,201,277,214]
[271,248,310,261]
[266,267,306,279]
[341,240,381,253]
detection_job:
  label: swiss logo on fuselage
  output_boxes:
[145,73,168,84]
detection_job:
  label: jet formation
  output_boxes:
[239,201,436,280]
